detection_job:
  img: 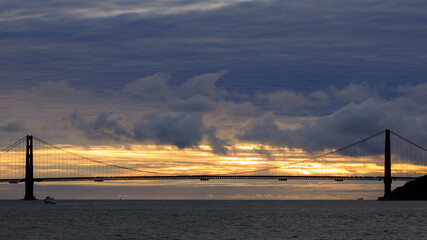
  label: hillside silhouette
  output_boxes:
[389,175,427,200]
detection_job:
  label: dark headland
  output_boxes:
[379,175,427,200]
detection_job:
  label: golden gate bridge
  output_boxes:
[0,129,426,200]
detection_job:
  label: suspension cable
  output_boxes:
[0,137,26,156]
[228,129,386,175]
[390,130,427,152]
[33,136,172,175]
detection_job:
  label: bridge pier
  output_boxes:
[383,129,392,200]
[23,135,36,200]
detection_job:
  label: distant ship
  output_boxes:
[44,196,56,204]
[357,198,364,201]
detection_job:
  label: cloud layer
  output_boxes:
[1,0,427,155]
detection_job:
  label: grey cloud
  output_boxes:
[0,121,25,133]
[204,127,229,155]
[218,101,257,116]
[123,73,173,100]
[68,111,228,154]
[34,80,87,100]
[180,70,226,97]
[168,95,215,113]
[254,145,274,161]
[133,113,204,148]
[310,90,329,103]
[0,0,249,21]
[122,71,225,103]
[2,0,427,161]
[69,112,129,141]
[265,90,309,111]
[331,83,377,103]
[239,98,427,152]
[133,113,228,154]
[2,0,427,97]
[239,116,286,146]
[257,89,329,112]
[398,82,427,103]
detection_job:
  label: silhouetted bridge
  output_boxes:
[1,129,426,200]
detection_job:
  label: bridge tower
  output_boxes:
[384,129,392,200]
[23,135,36,200]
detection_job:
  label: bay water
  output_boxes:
[0,200,426,239]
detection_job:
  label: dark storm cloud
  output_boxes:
[2,0,427,95]
[133,113,204,148]
[132,112,229,154]
[2,0,427,202]
[1,0,427,156]
[69,112,129,141]
[68,111,228,154]
[239,92,427,152]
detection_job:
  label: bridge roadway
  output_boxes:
[1,175,416,183]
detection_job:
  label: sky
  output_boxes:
[1,0,427,199]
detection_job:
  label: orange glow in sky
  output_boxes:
[2,143,426,179]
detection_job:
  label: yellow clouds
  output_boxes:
[1,142,426,179]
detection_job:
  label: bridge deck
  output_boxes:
[1,175,416,183]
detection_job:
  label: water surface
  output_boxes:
[0,200,426,239]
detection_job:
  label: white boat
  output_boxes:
[44,196,56,204]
